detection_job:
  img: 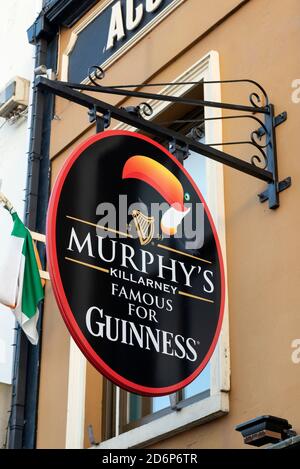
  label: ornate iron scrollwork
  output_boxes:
[88,65,105,86]
[186,114,270,170]
[249,92,264,109]
[250,152,268,170]
[121,102,153,119]
[137,102,153,118]
[37,71,291,209]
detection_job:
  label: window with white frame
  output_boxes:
[95,52,230,449]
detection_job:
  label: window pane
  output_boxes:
[128,394,143,422]
[183,138,211,400]
[152,395,170,413]
[127,394,170,423]
[183,363,210,400]
[184,148,207,198]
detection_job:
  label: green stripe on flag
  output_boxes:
[11,213,44,320]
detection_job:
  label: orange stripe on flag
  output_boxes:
[33,241,46,288]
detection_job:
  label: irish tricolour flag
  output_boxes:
[0,211,44,345]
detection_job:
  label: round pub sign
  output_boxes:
[47,130,225,396]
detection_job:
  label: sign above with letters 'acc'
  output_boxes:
[47,131,225,396]
[66,0,181,83]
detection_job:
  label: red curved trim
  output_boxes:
[46,130,225,397]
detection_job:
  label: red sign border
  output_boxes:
[46,130,225,396]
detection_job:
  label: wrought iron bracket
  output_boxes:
[37,74,292,210]
[121,102,153,119]
[88,106,111,133]
[169,139,189,164]
[258,105,288,208]
[256,111,287,138]
[258,177,292,204]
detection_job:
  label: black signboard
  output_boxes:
[47,131,225,396]
[68,0,177,82]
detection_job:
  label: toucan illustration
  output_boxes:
[122,155,190,236]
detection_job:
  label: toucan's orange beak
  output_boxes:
[123,155,190,236]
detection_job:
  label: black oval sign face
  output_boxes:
[47,131,225,396]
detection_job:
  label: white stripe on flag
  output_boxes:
[0,235,24,308]
[13,255,39,346]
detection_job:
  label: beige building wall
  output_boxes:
[36,0,300,448]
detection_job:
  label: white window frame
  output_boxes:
[65,338,87,448]
[95,50,230,449]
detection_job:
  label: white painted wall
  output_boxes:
[0,0,42,447]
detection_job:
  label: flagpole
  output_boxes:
[0,193,49,285]
[0,191,15,213]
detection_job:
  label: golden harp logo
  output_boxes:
[122,155,190,245]
[131,209,155,246]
